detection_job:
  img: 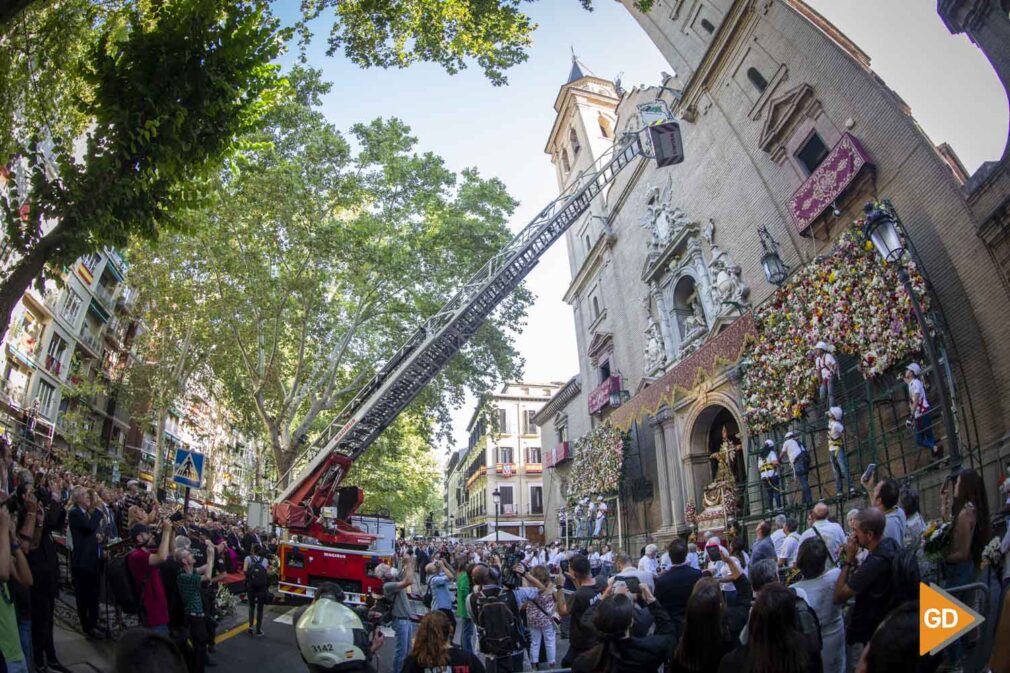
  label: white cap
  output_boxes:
[785,431,796,439]
[706,536,721,547]
[814,341,831,352]
[906,363,921,376]
[764,439,774,448]
[829,406,843,420]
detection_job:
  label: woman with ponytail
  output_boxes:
[402,611,485,673]
[573,583,675,673]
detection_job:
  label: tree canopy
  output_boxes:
[127,67,530,518]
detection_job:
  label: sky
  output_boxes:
[277,1,1007,466]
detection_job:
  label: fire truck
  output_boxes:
[271,113,683,603]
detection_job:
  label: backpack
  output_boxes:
[474,589,523,657]
[794,594,823,655]
[246,557,270,591]
[796,442,813,472]
[889,543,921,607]
[108,555,143,615]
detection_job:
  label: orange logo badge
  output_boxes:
[920,582,985,656]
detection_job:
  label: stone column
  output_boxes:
[688,239,715,324]
[651,282,677,363]
[649,411,674,530]
[661,413,687,531]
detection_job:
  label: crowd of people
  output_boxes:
[0,433,276,673]
[387,466,1007,673]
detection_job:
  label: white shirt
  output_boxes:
[589,552,601,568]
[601,551,613,564]
[687,551,700,570]
[659,552,671,572]
[782,438,804,466]
[617,567,655,592]
[799,519,847,564]
[816,352,837,381]
[908,377,929,416]
[770,529,786,557]
[779,532,801,567]
[638,555,659,577]
[596,502,607,518]
[828,420,844,446]
[759,450,779,478]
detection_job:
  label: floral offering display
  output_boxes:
[567,422,627,500]
[740,221,930,432]
[982,536,1004,574]
[923,520,954,562]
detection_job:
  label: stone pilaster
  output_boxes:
[649,410,674,529]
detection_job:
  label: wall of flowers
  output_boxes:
[740,222,929,433]
[566,422,627,501]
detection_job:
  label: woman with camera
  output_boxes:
[572,581,675,673]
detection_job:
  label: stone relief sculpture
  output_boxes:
[683,296,707,341]
[642,296,666,376]
[640,177,693,250]
[706,221,751,311]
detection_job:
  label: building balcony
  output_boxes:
[788,132,874,235]
[0,378,26,409]
[94,284,117,309]
[117,286,139,312]
[546,441,571,468]
[77,327,102,358]
[104,317,124,345]
[44,354,63,378]
[495,462,517,477]
[588,375,622,415]
[523,463,542,475]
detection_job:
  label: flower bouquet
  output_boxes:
[982,536,1004,574]
[922,520,953,562]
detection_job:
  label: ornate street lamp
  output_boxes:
[862,201,961,470]
[492,489,501,543]
[757,224,789,285]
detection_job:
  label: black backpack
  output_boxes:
[890,543,921,607]
[247,557,270,591]
[474,588,523,657]
[108,554,142,615]
[422,578,434,609]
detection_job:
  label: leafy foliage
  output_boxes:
[0,0,285,340]
[129,68,530,525]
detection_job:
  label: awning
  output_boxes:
[105,257,126,283]
[609,312,755,430]
[88,299,110,323]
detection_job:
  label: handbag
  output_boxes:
[527,593,561,626]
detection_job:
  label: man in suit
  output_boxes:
[68,486,105,638]
[242,528,263,555]
[654,538,702,645]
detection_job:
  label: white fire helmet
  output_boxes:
[295,593,370,672]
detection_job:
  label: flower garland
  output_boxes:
[740,221,929,432]
[567,422,627,501]
[982,536,1004,575]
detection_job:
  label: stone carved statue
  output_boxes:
[642,296,666,375]
[705,221,750,311]
[703,426,738,508]
[640,177,692,250]
[683,296,706,339]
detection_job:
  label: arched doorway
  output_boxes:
[688,404,746,520]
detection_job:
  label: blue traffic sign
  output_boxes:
[172,449,204,489]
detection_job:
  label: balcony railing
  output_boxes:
[546,441,571,468]
[44,354,63,377]
[77,328,102,357]
[94,284,117,308]
[495,462,517,476]
[588,375,621,414]
[788,132,873,234]
[0,379,26,409]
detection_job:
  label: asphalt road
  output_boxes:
[211,604,573,673]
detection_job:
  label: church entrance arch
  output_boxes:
[687,404,747,528]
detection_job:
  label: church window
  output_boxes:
[746,67,768,93]
[592,296,601,319]
[598,115,614,138]
[561,149,571,173]
[569,128,581,155]
[700,18,715,34]
[598,359,611,385]
[584,233,592,253]
[796,131,830,176]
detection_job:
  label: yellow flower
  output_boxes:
[829,271,837,282]
[865,240,874,252]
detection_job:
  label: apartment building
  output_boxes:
[453,382,561,544]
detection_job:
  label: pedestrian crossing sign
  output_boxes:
[172,449,204,489]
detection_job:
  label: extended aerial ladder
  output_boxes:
[272,119,684,545]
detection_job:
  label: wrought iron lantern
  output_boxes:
[862,202,905,264]
[757,224,788,285]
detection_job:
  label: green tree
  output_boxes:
[59,356,117,476]
[133,68,530,494]
[0,0,284,342]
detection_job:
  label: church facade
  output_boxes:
[537,0,1010,549]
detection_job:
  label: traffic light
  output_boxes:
[650,121,685,167]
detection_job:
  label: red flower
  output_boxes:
[18,203,29,222]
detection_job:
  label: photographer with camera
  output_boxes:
[127,518,175,635]
[572,581,674,673]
